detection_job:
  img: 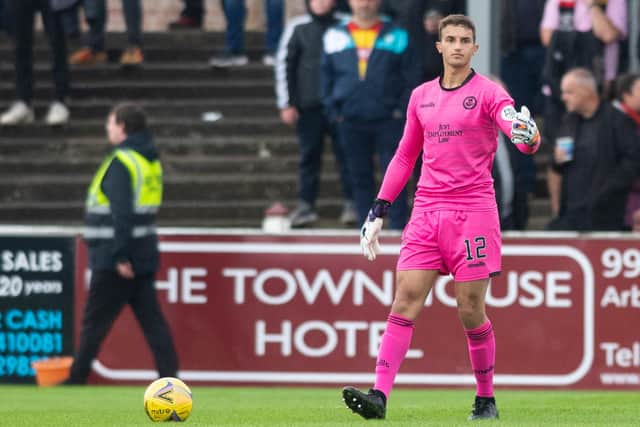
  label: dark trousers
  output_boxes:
[84,0,142,51]
[0,0,5,31]
[296,107,352,206]
[10,0,69,103]
[181,0,204,21]
[500,44,545,116]
[338,117,408,230]
[69,270,178,383]
[222,0,283,54]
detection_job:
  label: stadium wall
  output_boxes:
[1,227,639,389]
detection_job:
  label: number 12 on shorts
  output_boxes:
[464,236,487,261]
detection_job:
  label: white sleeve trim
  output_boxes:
[275,14,312,109]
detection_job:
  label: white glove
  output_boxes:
[511,106,540,146]
[360,217,383,261]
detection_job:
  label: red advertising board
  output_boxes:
[74,232,640,389]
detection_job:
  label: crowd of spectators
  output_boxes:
[0,0,639,232]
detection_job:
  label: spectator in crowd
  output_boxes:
[0,0,71,126]
[66,103,178,384]
[168,0,204,29]
[499,0,545,228]
[320,0,421,230]
[539,0,627,142]
[199,0,283,67]
[493,131,534,230]
[382,0,464,82]
[546,68,640,231]
[489,74,534,231]
[501,0,546,115]
[612,73,640,230]
[68,0,144,66]
[275,0,356,227]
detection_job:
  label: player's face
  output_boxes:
[106,113,126,145]
[310,0,335,15]
[349,0,381,21]
[436,25,477,69]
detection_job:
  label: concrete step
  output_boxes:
[0,136,299,156]
[0,79,275,100]
[0,154,348,176]
[0,197,355,227]
[3,31,269,48]
[0,117,289,138]
[0,173,348,202]
[0,62,275,82]
[0,45,271,62]
[18,98,279,120]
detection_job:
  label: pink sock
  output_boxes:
[373,313,415,399]
[464,320,495,398]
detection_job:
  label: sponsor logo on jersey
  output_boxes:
[427,123,463,143]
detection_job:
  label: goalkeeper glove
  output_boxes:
[511,106,540,146]
[360,199,390,261]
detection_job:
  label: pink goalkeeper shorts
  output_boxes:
[397,208,501,282]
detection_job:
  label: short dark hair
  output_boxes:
[110,103,148,134]
[438,14,476,42]
[614,73,640,100]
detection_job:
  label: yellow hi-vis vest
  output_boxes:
[84,148,162,239]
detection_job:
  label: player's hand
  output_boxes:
[361,218,383,261]
[360,199,390,261]
[511,106,540,146]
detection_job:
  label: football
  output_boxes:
[143,377,193,422]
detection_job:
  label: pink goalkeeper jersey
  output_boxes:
[378,71,539,211]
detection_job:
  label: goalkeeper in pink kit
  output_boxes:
[342,14,540,421]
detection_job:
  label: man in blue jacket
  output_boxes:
[320,0,421,229]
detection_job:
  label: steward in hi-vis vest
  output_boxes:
[68,104,178,384]
[84,127,162,274]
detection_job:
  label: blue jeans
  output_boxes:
[296,107,352,207]
[222,0,283,54]
[338,118,408,230]
[84,0,141,51]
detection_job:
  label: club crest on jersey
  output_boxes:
[501,105,517,121]
[463,96,477,110]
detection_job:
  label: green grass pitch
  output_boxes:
[2,385,638,426]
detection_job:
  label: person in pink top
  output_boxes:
[341,14,541,421]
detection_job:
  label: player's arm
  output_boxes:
[360,89,423,261]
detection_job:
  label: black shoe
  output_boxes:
[468,396,499,420]
[342,386,386,419]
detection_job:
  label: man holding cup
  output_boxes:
[546,67,640,231]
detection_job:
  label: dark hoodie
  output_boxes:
[275,0,339,110]
[85,130,161,274]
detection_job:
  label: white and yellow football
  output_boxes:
[143,377,193,422]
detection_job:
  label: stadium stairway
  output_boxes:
[0,31,552,229]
